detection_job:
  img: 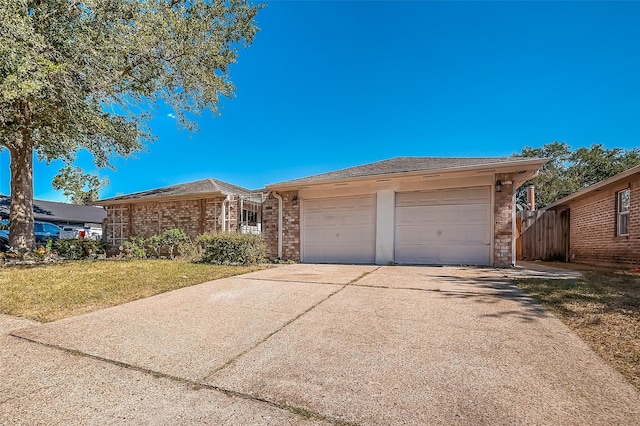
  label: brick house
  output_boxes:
[97,179,263,246]
[545,165,640,267]
[262,157,546,267]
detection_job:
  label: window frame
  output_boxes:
[617,188,630,237]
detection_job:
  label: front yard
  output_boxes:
[0,260,264,322]
[514,263,640,390]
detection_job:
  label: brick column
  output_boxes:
[494,173,516,267]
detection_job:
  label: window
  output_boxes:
[242,209,258,225]
[42,223,61,235]
[617,189,630,236]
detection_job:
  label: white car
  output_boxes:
[59,225,102,240]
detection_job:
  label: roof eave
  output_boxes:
[94,191,225,206]
[266,158,548,191]
[544,164,640,210]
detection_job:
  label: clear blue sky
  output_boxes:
[1,1,639,201]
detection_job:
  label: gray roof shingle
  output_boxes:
[0,195,106,224]
[98,178,254,203]
[269,156,534,186]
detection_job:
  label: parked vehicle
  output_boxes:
[59,225,102,240]
[0,220,61,251]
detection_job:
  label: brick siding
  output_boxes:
[568,178,639,266]
[494,173,516,267]
[104,196,230,245]
[262,191,300,261]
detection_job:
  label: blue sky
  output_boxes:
[1,0,639,201]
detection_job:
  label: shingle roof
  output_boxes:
[98,178,254,203]
[269,156,537,186]
[545,164,640,210]
[0,195,106,224]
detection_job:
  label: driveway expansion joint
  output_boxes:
[9,333,360,426]
[204,268,381,379]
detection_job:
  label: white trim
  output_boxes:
[267,158,547,191]
[511,190,516,267]
[375,190,395,265]
[617,188,630,237]
[490,182,495,267]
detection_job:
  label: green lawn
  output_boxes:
[514,263,640,390]
[0,260,265,322]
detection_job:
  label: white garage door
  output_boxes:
[302,195,376,264]
[395,187,491,265]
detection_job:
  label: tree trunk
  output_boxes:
[8,143,36,251]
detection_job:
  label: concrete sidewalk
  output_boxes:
[3,264,640,425]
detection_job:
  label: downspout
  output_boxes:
[272,191,283,259]
[221,195,230,233]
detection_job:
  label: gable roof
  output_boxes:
[545,164,640,210]
[268,156,547,188]
[97,178,254,204]
[0,195,106,224]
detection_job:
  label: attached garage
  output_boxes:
[301,195,376,263]
[264,156,548,267]
[394,186,492,265]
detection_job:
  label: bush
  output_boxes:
[160,228,189,259]
[198,233,266,265]
[121,237,147,259]
[55,239,106,260]
[115,228,191,260]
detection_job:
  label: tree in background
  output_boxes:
[515,142,640,208]
[0,0,260,250]
[52,166,109,205]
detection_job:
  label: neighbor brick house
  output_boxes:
[97,179,263,246]
[262,157,546,267]
[545,164,640,267]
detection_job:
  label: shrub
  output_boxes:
[55,239,106,260]
[178,240,204,263]
[115,229,190,260]
[121,237,147,259]
[160,228,189,259]
[198,233,266,265]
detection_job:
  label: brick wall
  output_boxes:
[494,173,516,267]
[104,196,229,245]
[261,191,300,261]
[262,194,278,259]
[568,178,639,266]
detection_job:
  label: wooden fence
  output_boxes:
[516,209,570,261]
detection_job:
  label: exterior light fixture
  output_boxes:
[495,179,503,192]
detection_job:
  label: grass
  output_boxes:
[513,262,640,390]
[0,260,265,322]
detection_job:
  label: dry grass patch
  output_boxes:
[0,260,265,322]
[514,263,640,390]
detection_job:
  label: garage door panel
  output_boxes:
[395,187,491,265]
[396,225,489,245]
[439,245,489,265]
[394,245,439,265]
[396,205,490,225]
[302,195,376,264]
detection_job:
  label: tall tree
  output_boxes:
[515,142,640,208]
[52,166,109,205]
[0,0,260,249]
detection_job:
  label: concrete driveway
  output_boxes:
[3,264,640,425]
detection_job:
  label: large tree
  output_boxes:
[515,141,640,208]
[0,0,260,249]
[52,165,109,205]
